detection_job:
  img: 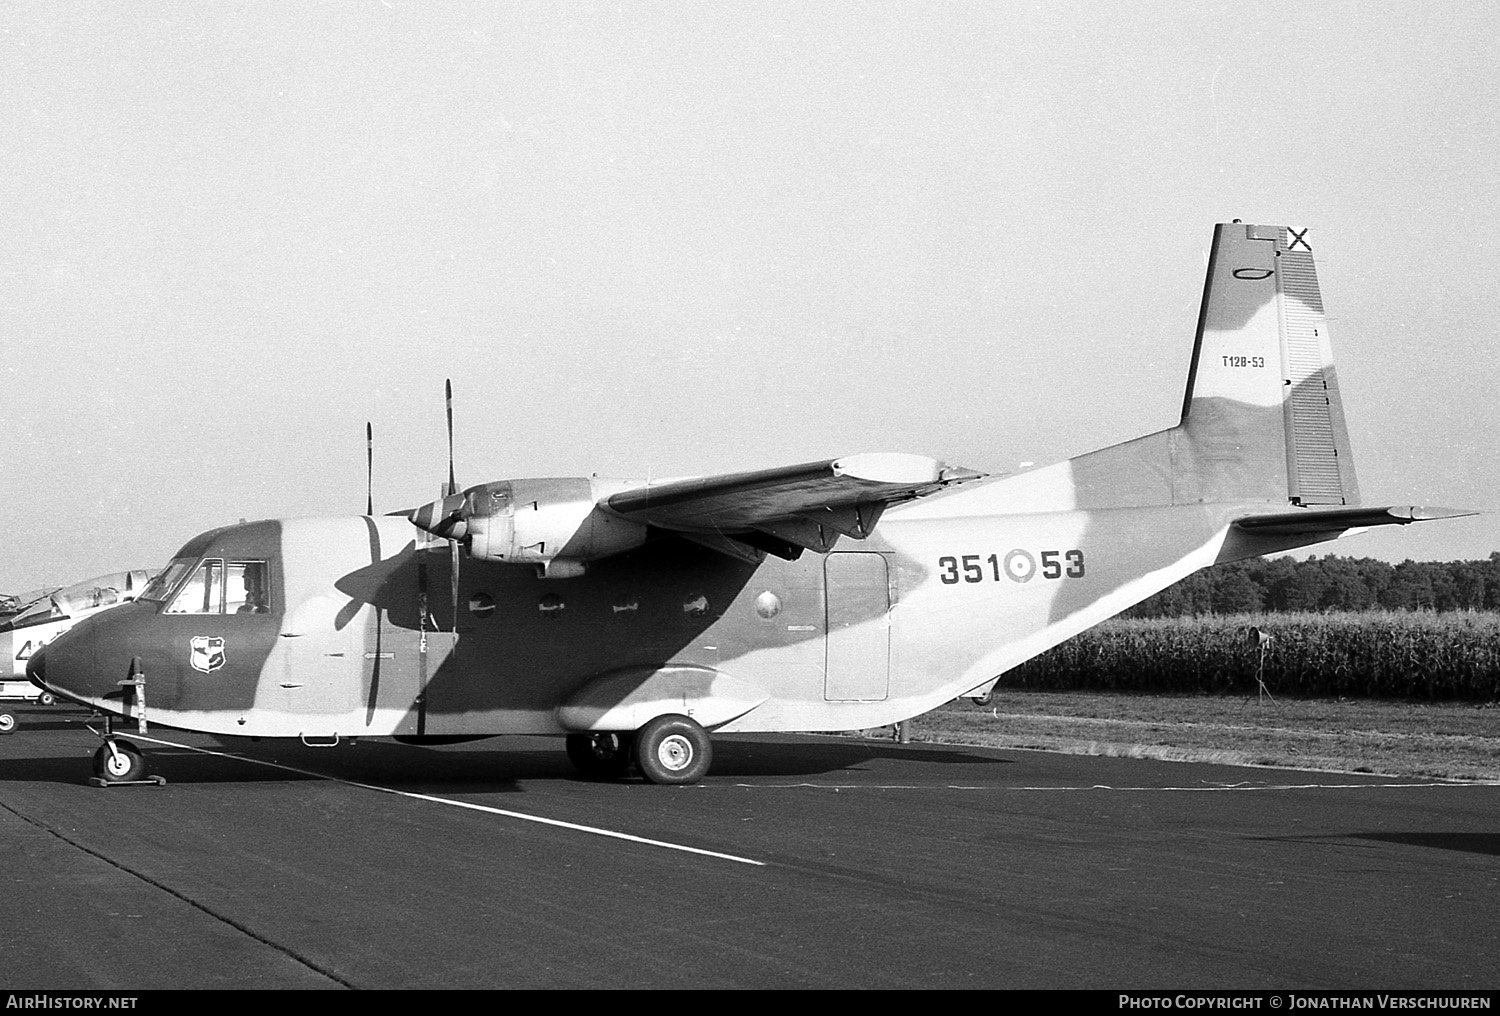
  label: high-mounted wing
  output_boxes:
[605,453,983,559]
[406,452,984,575]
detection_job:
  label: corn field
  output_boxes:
[1001,612,1500,700]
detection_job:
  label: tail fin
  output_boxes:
[1070,222,1358,509]
[1178,221,1358,505]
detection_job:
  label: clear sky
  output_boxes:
[3,2,1497,593]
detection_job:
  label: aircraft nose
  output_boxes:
[30,621,95,700]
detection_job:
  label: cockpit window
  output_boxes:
[139,558,196,603]
[163,559,270,615]
[52,583,122,616]
[226,561,269,614]
[165,559,223,614]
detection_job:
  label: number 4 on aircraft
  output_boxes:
[30,223,1473,785]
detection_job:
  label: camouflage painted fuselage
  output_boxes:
[33,492,1326,740]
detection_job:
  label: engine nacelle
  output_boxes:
[463,478,647,573]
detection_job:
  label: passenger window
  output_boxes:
[226,561,270,614]
[164,560,224,614]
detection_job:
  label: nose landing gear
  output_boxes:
[92,737,150,783]
[86,720,165,788]
[86,725,166,787]
[85,660,165,787]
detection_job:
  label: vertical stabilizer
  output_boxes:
[1058,222,1359,510]
[1178,222,1358,505]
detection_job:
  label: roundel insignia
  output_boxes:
[190,636,226,674]
[1003,549,1036,583]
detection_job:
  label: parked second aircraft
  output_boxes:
[0,570,154,733]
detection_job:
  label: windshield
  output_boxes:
[138,558,196,603]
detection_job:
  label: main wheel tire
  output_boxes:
[0,713,15,735]
[38,693,55,707]
[92,739,146,783]
[634,714,712,786]
[565,732,633,780]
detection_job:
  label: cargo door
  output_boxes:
[278,594,361,726]
[823,552,890,701]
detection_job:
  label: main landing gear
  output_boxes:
[566,731,634,780]
[565,713,714,786]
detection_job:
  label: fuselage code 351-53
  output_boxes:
[936,549,1085,585]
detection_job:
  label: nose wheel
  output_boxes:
[92,739,147,782]
[85,717,166,788]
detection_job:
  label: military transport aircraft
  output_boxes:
[28,223,1471,785]
[0,570,154,733]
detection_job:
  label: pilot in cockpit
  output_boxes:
[234,565,269,614]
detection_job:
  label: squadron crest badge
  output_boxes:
[189,636,226,674]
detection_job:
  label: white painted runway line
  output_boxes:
[719,779,1497,791]
[135,735,766,867]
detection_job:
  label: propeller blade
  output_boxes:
[443,380,461,639]
[445,378,456,497]
[450,539,461,634]
[366,422,374,516]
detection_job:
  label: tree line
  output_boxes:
[1125,553,1500,617]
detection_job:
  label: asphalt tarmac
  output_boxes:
[0,703,1496,990]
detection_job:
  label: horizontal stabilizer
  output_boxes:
[1232,505,1477,536]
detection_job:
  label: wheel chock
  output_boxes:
[86,775,167,789]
